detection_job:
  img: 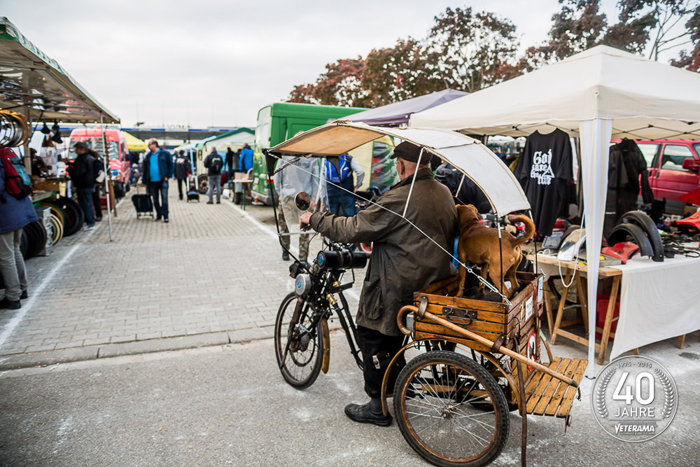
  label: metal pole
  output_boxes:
[100,115,113,241]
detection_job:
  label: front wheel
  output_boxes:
[394,351,510,467]
[274,293,324,389]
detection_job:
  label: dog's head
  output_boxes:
[456,204,480,230]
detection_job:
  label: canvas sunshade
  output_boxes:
[269,122,530,216]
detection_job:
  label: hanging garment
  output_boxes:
[515,129,573,237]
[604,139,655,238]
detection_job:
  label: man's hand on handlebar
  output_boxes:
[300,212,313,231]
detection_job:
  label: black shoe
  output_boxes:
[155,216,162,221]
[207,201,213,205]
[179,195,183,200]
[164,217,169,223]
[20,290,28,300]
[0,298,21,310]
[95,217,102,222]
[282,251,290,261]
[344,403,392,426]
[216,201,221,204]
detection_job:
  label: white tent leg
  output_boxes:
[579,118,612,378]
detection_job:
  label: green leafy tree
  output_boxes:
[428,7,520,92]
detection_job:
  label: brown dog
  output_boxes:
[456,204,536,299]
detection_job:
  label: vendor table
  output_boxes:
[233,179,252,211]
[531,253,700,364]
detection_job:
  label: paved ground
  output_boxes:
[1,186,699,465]
[0,187,360,369]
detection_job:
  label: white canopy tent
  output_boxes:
[269,121,530,217]
[411,45,700,375]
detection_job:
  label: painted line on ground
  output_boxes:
[0,242,83,348]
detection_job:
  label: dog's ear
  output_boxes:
[468,204,479,217]
[456,205,469,225]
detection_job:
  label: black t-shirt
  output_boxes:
[515,129,573,237]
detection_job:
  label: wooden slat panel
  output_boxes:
[528,358,571,415]
[415,293,507,313]
[557,359,588,418]
[414,322,504,342]
[412,332,493,353]
[424,303,508,325]
[544,359,582,416]
[531,358,573,415]
[525,358,564,412]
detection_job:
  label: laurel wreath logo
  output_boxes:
[595,368,616,418]
[654,368,675,419]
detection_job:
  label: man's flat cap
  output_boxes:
[391,142,428,163]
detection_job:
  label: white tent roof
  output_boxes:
[410,45,700,140]
[203,129,255,152]
[269,121,530,216]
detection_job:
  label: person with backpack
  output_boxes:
[322,153,365,217]
[203,147,224,204]
[0,147,38,310]
[70,142,96,230]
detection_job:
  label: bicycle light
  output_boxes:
[295,274,312,296]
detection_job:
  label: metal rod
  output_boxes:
[402,147,424,218]
[100,114,113,241]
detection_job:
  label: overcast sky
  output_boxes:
[3,1,625,128]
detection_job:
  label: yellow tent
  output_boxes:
[124,131,147,151]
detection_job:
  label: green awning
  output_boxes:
[0,17,119,123]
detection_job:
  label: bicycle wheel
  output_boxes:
[274,292,324,389]
[394,351,510,467]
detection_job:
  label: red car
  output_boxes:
[614,139,700,214]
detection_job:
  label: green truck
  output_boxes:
[251,102,366,204]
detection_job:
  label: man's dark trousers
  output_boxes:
[149,180,169,218]
[177,178,185,200]
[77,187,95,227]
[356,326,406,398]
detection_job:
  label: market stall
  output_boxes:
[410,45,700,373]
[0,17,120,246]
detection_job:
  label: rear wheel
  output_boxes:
[274,292,324,389]
[394,351,509,467]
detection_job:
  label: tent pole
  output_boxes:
[579,118,612,378]
[101,115,113,242]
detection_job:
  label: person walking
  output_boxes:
[142,138,174,222]
[0,148,38,310]
[71,142,96,230]
[322,153,365,217]
[300,142,457,426]
[174,150,192,200]
[203,147,224,204]
[239,143,254,173]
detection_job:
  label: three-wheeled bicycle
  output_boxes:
[265,122,587,467]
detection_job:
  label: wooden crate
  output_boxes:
[413,271,545,355]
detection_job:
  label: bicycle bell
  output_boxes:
[295,273,312,297]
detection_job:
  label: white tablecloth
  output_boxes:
[609,255,700,359]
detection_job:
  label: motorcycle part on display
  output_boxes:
[394,351,510,467]
[40,202,66,227]
[316,250,368,270]
[607,223,655,259]
[294,274,312,297]
[197,174,208,194]
[49,197,84,236]
[0,110,29,147]
[601,242,640,264]
[617,210,664,262]
[49,212,64,245]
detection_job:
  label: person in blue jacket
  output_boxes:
[0,150,38,309]
[142,138,174,222]
[239,143,254,173]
